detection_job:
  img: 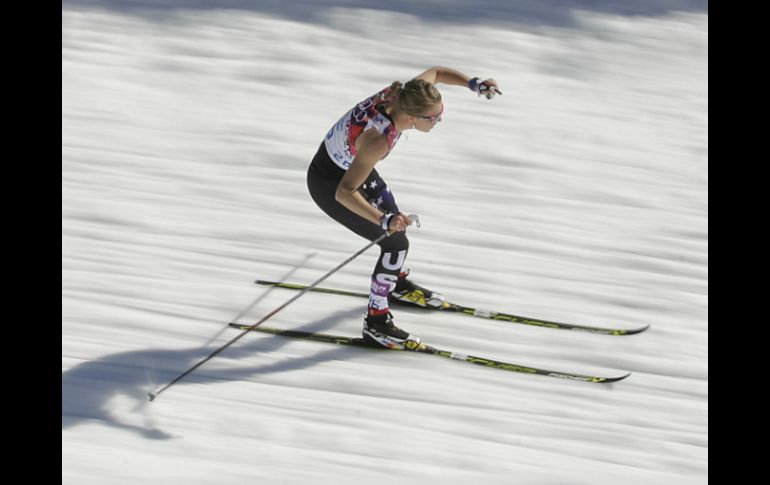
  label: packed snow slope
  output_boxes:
[62,2,707,483]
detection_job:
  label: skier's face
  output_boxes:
[412,103,444,132]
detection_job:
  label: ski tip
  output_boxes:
[608,324,650,336]
[624,324,651,335]
[603,373,632,383]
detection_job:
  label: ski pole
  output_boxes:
[148,219,416,402]
[202,252,317,348]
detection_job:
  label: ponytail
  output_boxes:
[388,81,403,103]
[388,79,441,116]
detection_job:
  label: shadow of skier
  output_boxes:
[62,307,368,439]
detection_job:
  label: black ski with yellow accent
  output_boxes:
[255,280,649,336]
[229,323,631,384]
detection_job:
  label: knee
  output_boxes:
[379,231,409,253]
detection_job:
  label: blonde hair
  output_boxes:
[388,79,442,116]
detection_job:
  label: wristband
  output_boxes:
[380,213,393,230]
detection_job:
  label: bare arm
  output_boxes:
[414,66,471,88]
[335,129,390,225]
[414,66,501,98]
[335,130,413,232]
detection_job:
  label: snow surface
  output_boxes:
[62,2,707,483]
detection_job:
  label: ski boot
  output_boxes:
[362,312,423,350]
[389,270,447,309]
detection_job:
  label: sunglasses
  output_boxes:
[414,104,444,123]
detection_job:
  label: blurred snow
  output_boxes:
[62,3,707,484]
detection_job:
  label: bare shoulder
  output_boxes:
[355,128,390,160]
[413,66,439,84]
[342,129,389,192]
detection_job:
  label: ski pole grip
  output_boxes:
[385,213,421,236]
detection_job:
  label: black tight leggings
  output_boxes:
[307,143,408,316]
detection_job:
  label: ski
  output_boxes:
[229,323,631,383]
[255,280,649,336]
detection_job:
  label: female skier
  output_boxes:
[307,66,501,349]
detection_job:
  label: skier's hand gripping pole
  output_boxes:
[381,213,420,233]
